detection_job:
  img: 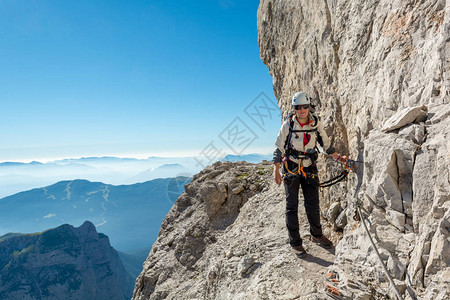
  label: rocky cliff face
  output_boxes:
[0,221,133,300]
[257,0,449,299]
[133,1,449,299]
[133,161,342,299]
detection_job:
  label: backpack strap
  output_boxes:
[284,113,325,156]
[311,115,324,148]
[283,114,295,153]
[291,129,317,133]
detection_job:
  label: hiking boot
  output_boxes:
[291,245,307,257]
[311,235,333,248]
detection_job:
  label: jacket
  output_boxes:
[273,113,335,167]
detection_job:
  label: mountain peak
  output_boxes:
[0,222,133,299]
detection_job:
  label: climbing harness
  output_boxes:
[283,113,323,155]
[282,113,323,184]
[282,149,319,179]
[283,156,361,188]
[282,113,361,188]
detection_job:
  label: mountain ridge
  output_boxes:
[0,221,133,300]
[0,178,188,251]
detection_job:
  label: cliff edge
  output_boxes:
[133,1,449,299]
[133,161,340,299]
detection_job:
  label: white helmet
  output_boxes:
[291,92,310,106]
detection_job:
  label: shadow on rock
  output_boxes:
[302,254,334,268]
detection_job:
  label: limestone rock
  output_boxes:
[381,105,428,132]
[335,209,348,230]
[412,104,450,232]
[423,208,450,287]
[363,131,418,215]
[327,202,342,223]
[398,124,426,145]
[237,256,256,277]
[257,0,449,298]
[132,161,337,299]
[386,208,406,231]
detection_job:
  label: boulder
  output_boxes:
[381,106,428,132]
[335,209,348,230]
[386,209,406,232]
[327,202,342,223]
[363,131,418,214]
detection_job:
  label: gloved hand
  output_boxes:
[338,155,349,163]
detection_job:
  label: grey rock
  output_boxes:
[398,123,426,145]
[423,209,450,287]
[237,256,255,277]
[386,209,406,232]
[0,221,133,300]
[381,106,428,132]
[335,209,348,230]
[363,131,418,215]
[412,104,450,232]
[327,202,342,223]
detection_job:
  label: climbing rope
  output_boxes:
[283,158,360,188]
[318,158,359,188]
[319,170,348,188]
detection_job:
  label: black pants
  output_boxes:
[283,161,322,247]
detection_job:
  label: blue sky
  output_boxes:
[0,0,280,162]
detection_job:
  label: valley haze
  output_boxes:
[0,154,271,199]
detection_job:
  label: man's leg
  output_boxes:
[284,176,302,246]
[300,179,322,238]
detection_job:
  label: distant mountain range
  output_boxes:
[0,161,44,166]
[0,221,133,300]
[221,153,272,162]
[126,163,192,184]
[0,178,190,252]
[0,154,270,198]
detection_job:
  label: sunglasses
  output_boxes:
[294,104,310,110]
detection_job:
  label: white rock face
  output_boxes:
[133,1,449,299]
[257,0,449,298]
[381,105,428,132]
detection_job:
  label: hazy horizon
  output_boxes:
[0,149,274,164]
[0,152,272,199]
[1,0,280,163]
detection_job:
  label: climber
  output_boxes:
[272,91,348,256]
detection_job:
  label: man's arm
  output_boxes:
[273,121,288,186]
[273,162,282,186]
[329,152,348,163]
